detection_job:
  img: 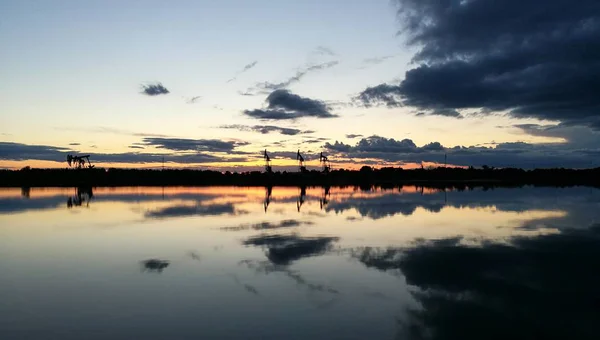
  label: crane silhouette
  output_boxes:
[67,154,94,169]
[319,152,331,173]
[297,150,308,173]
[263,149,273,173]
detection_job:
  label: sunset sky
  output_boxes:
[1,0,599,170]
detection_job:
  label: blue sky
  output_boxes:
[1,0,597,170]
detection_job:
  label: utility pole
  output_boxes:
[162,156,164,171]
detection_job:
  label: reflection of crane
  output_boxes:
[67,154,94,169]
[67,187,94,208]
[320,186,330,209]
[263,149,272,173]
[297,186,306,212]
[319,152,331,173]
[297,150,307,173]
[264,186,273,212]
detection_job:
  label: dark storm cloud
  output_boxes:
[219,124,313,136]
[0,141,247,164]
[140,82,170,96]
[142,137,248,152]
[355,226,600,339]
[324,135,600,168]
[244,61,339,95]
[128,145,145,149]
[358,0,600,125]
[345,134,363,139]
[226,60,258,83]
[514,123,600,147]
[68,143,80,146]
[243,89,338,120]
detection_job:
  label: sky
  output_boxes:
[1,0,599,170]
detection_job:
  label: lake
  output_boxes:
[1,186,599,340]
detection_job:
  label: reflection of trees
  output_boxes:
[353,228,600,340]
[140,259,170,273]
[67,187,94,208]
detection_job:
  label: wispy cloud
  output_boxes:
[185,96,201,104]
[141,137,249,153]
[219,124,314,136]
[243,61,339,95]
[227,60,258,83]
[57,126,171,138]
[360,55,395,68]
[312,45,337,57]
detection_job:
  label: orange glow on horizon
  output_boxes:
[0,159,464,171]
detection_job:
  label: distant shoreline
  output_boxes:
[2,167,600,188]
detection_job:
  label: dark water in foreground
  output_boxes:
[1,186,599,340]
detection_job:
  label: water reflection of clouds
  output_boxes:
[324,186,600,230]
[144,203,245,219]
[221,219,314,232]
[242,234,338,266]
[238,233,342,306]
[3,186,600,233]
[4,186,600,339]
[353,226,600,340]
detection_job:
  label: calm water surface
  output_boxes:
[1,186,599,340]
